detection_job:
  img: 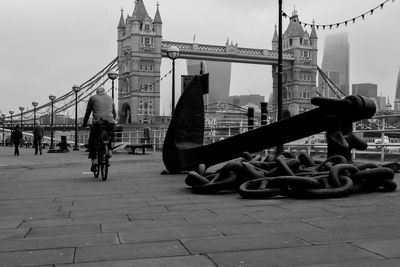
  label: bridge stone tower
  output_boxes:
[116,0,162,124]
[270,10,318,120]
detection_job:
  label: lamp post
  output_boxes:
[49,94,56,150]
[72,85,81,150]
[167,45,180,116]
[107,70,119,100]
[1,114,5,146]
[19,106,24,129]
[9,110,14,128]
[277,0,284,155]
[32,101,38,125]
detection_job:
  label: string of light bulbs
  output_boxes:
[282,0,396,30]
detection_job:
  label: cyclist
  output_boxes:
[82,87,116,172]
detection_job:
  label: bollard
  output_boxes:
[261,102,268,125]
[247,107,254,131]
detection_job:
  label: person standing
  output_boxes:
[32,120,44,155]
[11,125,23,156]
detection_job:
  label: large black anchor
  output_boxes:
[162,75,376,173]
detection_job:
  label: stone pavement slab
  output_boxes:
[1,147,400,266]
[74,241,188,263]
[0,233,119,252]
[207,243,383,266]
[56,255,216,267]
[0,248,74,267]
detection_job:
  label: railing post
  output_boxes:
[381,117,385,161]
[261,102,268,125]
[247,107,254,131]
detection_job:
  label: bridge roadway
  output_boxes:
[1,146,400,266]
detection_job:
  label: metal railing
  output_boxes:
[75,113,400,161]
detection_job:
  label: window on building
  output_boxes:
[144,24,150,31]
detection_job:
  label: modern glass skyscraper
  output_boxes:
[394,68,400,111]
[319,32,350,97]
[186,60,231,106]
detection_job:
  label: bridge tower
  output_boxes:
[116,0,162,124]
[270,10,318,120]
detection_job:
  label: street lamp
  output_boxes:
[48,94,56,150]
[107,70,119,100]
[1,114,5,146]
[277,0,283,155]
[19,106,24,129]
[9,110,14,128]
[167,45,180,116]
[72,85,81,150]
[32,101,38,125]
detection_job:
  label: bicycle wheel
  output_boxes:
[93,152,100,178]
[102,156,109,181]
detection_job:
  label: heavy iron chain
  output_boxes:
[185,151,398,199]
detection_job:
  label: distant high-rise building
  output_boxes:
[319,32,350,97]
[186,60,231,106]
[394,69,400,112]
[352,83,377,98]
[375,96,387,111]
[225,94,265,109]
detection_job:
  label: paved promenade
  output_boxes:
[1,146,400,266]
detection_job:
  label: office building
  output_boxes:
[352,83,377,98]
[394,69,400,112]
[319,32,350,97]
[186,60,231,106]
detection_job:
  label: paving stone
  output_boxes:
[74,241,188,262]
[101,219,190,233]
[119,225,222,243]
[215,221,320,236]
[0,233,119,251]
[246,207,337,222]
[182,232,309,254]
[304,214,400,229]
[208,243,383,266]
[146,198,197,207]
[26,224,100,238]
[185,214,258,226]
[56,255,215,267]
[67,199,148,211]
[302,259,400,267]
[128,208,216,220]
[292,224,400,244]
[352,238,400,258]
[0,219,23,229]
[69,206,156,218]
[20,219,76,228]
[0,228,29,240]
[0,248,74,267]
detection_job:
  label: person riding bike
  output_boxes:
[82,87,116,172]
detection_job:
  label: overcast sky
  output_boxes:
[1,0,399,116]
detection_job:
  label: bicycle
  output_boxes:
[93,124,112,181]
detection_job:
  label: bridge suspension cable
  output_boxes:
[317,66,347,99]
[3,55,133,125]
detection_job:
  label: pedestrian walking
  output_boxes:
[11,125,23,156]
[33,120,44,155]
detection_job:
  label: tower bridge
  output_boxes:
[2,0,319,132]
[160,41,295,65]
[117,1,318,124]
